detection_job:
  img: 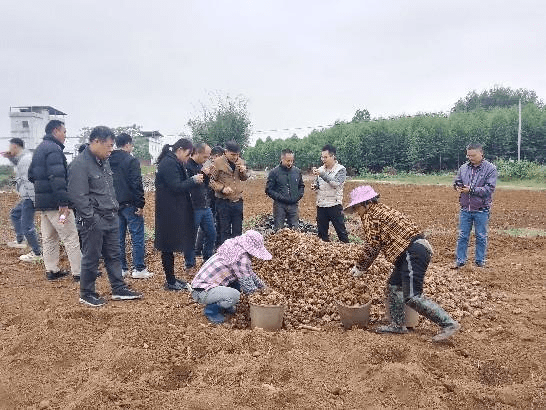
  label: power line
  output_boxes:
[251,124,334,134]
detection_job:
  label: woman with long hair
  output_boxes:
[154,138,204,290]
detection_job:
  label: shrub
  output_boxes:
[494,159,546,180]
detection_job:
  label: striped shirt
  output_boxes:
[191,252,264,292]
[357,203,422,267]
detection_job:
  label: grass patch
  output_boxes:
[496,228,546,238]
[141,165,156,175]
[352,171,546,190]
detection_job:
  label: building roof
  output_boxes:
[10,106,66,116]
[141,130,163,138]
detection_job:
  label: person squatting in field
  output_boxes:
[190,230,271,324]
[345,185,460,342]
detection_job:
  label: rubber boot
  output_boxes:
[222,306,237,315]
[204,303,225,324]
[376,285,408,334]
[406,295,460,342]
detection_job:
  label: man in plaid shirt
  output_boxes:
[191,230,270,324]
[345,185,460,342]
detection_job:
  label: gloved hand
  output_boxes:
[350,265,364,277]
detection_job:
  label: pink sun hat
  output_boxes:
[241,230,272,260]
[343,185,379,213]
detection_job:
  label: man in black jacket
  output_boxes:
[184,143,215,269]
[28,120,81,281]
[265,149,305,230]
[68,126,143,307]
[109,133,153,279]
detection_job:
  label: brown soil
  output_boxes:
[0,179,544,409]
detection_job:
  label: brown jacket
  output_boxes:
[209,155,249,201]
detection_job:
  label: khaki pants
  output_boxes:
[40,210,81,276]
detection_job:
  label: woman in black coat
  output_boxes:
[155,139,204,290]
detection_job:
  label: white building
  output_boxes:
[142,130,164,164]
[6,106,66,150]
[2,106,69,165]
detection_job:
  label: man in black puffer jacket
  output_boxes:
[28,120,81,281]
[109,133,152,280]
[265,149,305,230]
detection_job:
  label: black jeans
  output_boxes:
[273,201,299,230]
[216,199,243,245]
[388,240,432,301]
[316,205,349,243]
[79,214,126,297]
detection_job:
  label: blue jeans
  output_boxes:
[10,199,41,255]
[456,209,490,265]
[185,208,216,268]
[191,286,240,309]
[118,206,146,271]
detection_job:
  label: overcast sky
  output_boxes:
[2,0,545,148]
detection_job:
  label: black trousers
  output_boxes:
[216,199,243,245]
[388,240,432,301]
[79,214,126,297]
[316,205,349,243]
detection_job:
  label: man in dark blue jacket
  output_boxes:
[28,120,81,281]
[265,149,305,230]
[68,126,143,307]
[109,133,152,279]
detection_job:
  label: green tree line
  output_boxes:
[245,92,546,173]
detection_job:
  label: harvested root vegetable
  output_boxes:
[229,227,490,330]
[248,288,287,306]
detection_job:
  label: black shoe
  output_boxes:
[46,270,70,281]
[475,261,486,268]
[111,287,143,300]
[79,293,106,307]
[164,278,187,291]
[73,275,80,282]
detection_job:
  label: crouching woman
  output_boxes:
[345,185,460,342]
[190,230,272,324]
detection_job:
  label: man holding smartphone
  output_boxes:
[452,143,497,269]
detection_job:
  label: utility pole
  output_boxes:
[518,98,522,161]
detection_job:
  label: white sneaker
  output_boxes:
[122,269,129,278]
[8,240,28,249]
[19,251,42,262]
[132,268,154,279]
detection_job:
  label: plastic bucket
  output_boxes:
[385,303,420,328]
[337,301,371,329]
[249,303,284,331]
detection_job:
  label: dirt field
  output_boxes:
[0,177,544,409]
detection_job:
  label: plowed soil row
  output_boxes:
[0,178,544,409]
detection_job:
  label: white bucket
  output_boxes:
[250,303,284,331]
[337,300,371,329]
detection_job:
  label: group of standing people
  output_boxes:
[4,121,496,342]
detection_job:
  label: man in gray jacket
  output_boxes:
[2,138,42,261]
[68,126,143,307]
[312,144,349,243]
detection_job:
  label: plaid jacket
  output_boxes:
[357,203,422,268]
[191,252,265,292]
